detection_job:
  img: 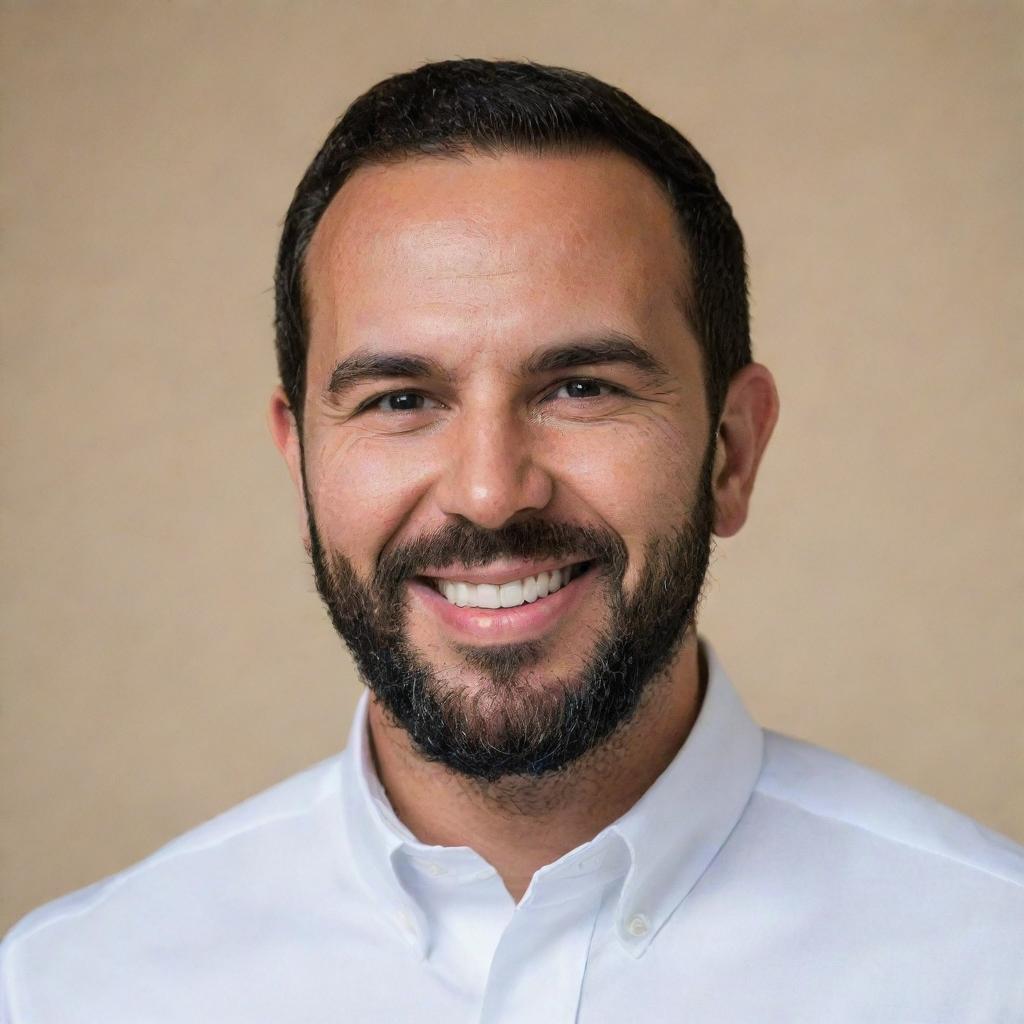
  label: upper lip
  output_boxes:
[417,557,589,586]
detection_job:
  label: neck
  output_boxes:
[366,633,705,902]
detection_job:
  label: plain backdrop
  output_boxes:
[2,0,1022,932]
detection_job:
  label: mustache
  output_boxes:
[373,519,629,593]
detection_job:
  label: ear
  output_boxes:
[267,386,311,551]
[710,363,780,538]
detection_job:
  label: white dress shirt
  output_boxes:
[3,639,1023,1022]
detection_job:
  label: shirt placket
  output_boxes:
[475,848,627,1024]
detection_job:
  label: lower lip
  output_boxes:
[407,564,599,643]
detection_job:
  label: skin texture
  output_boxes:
[269,149,779,900]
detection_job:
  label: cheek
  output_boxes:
[307,435,438,567]
[548,419,705,582]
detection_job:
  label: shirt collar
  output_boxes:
[338,636,764,958]
[607,637,764,955]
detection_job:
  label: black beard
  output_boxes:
[303,443,716,782]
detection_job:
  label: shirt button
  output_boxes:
[395,909,417,935]
[626,913,650,938]
[424,862,444,876]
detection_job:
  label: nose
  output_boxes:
[434,403,554,530]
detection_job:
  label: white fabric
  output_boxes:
[3,639,1023,1022]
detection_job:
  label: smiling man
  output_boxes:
[3,59,1022,1023]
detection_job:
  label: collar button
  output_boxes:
[625,913,650,938]
[395,908,418,936]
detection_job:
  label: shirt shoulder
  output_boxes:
[1,755,351,1021]
[755,729,1024,887]
[717,731,1024,1019]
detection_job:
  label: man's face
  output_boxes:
[286,149,717,779]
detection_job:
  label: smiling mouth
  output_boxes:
[419,560,593,610]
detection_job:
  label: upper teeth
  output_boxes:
[433,564,585,609]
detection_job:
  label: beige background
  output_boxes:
[2,0,1021,932]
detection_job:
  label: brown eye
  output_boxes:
[365,391,441,414]
[385,393,423,411]
[551,379,617,400]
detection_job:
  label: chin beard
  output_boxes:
[303,444,715,782]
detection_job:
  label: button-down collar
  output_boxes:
[340,637,764,958]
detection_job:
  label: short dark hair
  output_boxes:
[274,58,751,432]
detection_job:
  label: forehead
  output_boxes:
[302,148,694,372]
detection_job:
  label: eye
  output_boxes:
[548,378,622,401]
[362,390,442,414]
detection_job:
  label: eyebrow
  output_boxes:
[326,352,452,400]
[522,333,670,380]
[324,332,672,402]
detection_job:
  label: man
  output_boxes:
[2,58,1021,1023]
